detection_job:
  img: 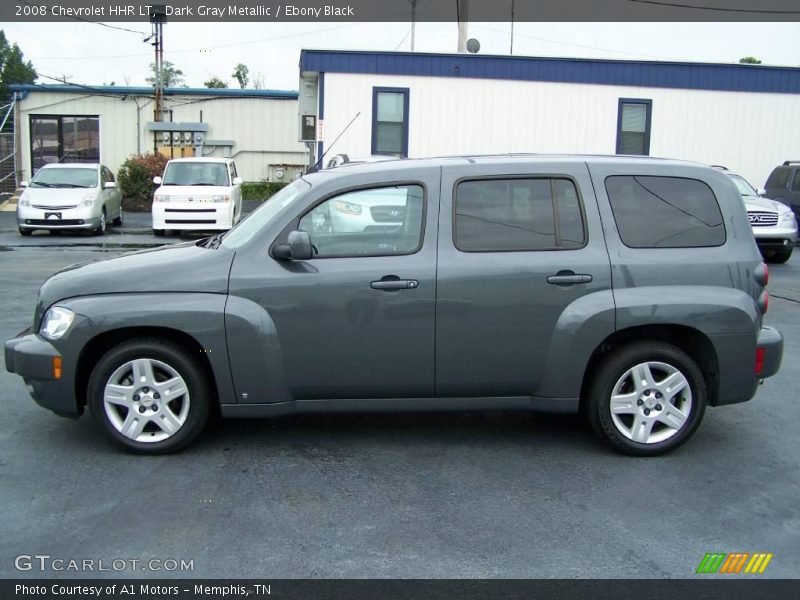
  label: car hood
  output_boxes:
[34,241,235,328]
[21,186,96,204]
[743,195,791,213]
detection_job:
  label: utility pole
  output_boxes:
[457,0,469,53]
[510,0,515,55]
[150,6,167,124]
[410,0,419,51]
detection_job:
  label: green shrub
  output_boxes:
[117,153,169,211]
[241,181,287,201]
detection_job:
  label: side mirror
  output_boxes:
[103,181,116,189]
[153,176,162,185]
[20,181,28,187]
[757,187,766,197]
[273,230,313,261]
[232,176,243,185]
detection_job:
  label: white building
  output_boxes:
[9,84,308,183]
[299,49,800,186]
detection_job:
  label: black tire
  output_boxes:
[153,229,165,237]
[587,341,707,456]
[87,338,212,454]
[768,246,792,264]
[19,228,32,236]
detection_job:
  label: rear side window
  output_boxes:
[605,175,725,248]
[454,178,586,252]
[766,168,790,189]
[791,171,800,193]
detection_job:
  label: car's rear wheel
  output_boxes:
[587,341,706,456]
[87,338,211,453]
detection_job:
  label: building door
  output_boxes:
[29,115,99,174]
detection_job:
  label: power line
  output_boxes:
[17,1,148,35]
[626,0,800,14]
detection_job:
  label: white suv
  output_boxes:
[152,157,243,236]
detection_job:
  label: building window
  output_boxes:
[371,87,409,157]
[616,99,651,156]
[454,178,586,252]
[29,115,99,174]
[605,175,725,248]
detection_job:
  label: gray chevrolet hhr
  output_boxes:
[5,156,783,455]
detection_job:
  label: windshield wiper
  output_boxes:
[203,232,225,249]
[191,182,218,186]
[30,182,54,187]
[54,183,88,188]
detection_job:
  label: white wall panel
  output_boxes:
[322,73,800,186]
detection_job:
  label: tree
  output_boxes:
[0,30,37,97]
[146,61,185,87]
[232,63,249,89]
[204,76,227,89]
[251,72,265,90]
[739,56,762,65]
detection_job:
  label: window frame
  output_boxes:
[616,99,652,156]
[371,87,410,158]
[452,174,589,254]
[274,180,428,260]
[604,174,727,249]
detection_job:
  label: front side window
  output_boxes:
[454,178,586,252]
[605,175,725,248]
[791,171,800,193]
[299,184,424,257]
[30,167,98,188]
[728,174,757,197]
[162,162,230,186]
[371,88,409,157]
[766,168,789,190]
[616,99,652,156]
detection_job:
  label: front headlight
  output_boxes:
[18,196,30,207]
[154,195,170,203]
[81,192,97,207]
[211,195,230,203]
[334,200,363,215]
[40,307,76,340]
[779,212,796,222]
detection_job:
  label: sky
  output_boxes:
[3,21,800,91]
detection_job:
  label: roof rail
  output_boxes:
[782,160,800,165]
[710,164,728,170]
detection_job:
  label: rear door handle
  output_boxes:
[370,278,419,291]
[546,271,593,286]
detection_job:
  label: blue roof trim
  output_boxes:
[9,83,298,99]
[300,50,800,95]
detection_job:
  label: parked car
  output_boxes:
[763,160,800,221]
[17,163,122,235]
[5,156,783,456]
[713,166,796,263]
[152,157,243,236]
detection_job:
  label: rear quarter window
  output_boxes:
[766,167,790,190]
[604,175,725,248]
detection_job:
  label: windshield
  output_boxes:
[31,167,97,188]
[728,174,758,197]
[162,162,230,186]
[222,178,311,249]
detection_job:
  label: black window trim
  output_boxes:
[616,98,652,156]
[271,179,428,260]
[603,174,727,249]
[371,87,410,158]
[452,174,589,254]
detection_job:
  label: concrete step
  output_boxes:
[0,187,23,212]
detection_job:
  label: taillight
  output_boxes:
[759,290,769,313]
[755,347,765,375]
[763,263,769,286]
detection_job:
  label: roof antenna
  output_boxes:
[308,111,361,172]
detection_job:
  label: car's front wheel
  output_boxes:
[87,338,211,453]
[587,341,707,456]
[768,246,793,264]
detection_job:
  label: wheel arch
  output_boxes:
[75,326,219,413]
[580,324,720,410]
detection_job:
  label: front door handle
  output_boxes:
[370,277,419,291]
[546,271,593,286]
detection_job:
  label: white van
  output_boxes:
[152,157,243,236]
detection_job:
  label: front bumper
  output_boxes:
[752,221,798,246]
[5,332,80,418]
[152,203,234,230]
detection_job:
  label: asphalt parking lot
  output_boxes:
[0,209,798,579]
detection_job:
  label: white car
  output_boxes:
[17,163,122,236]
[152,157,243,236]
[716,167,797,264]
